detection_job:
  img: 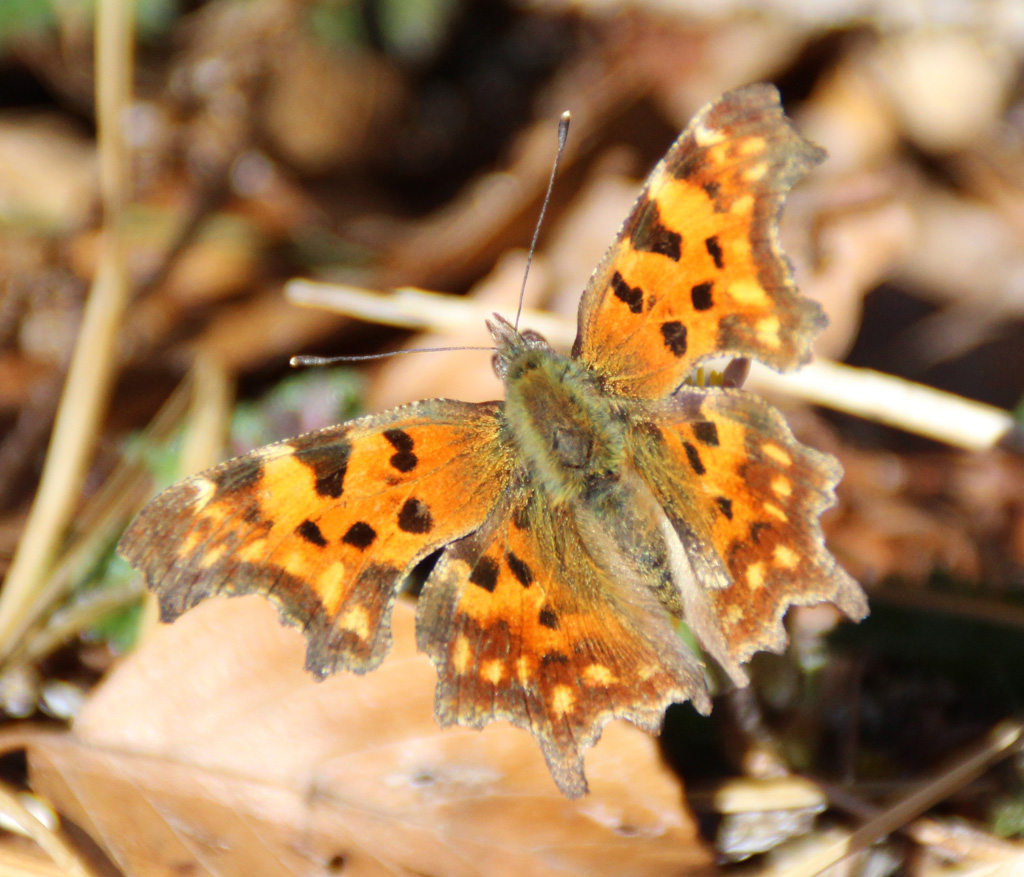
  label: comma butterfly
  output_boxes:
[119,84,868,798]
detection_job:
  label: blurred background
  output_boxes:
[1,0,1024,874]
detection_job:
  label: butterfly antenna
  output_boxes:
[514,110,571,331]
[291,347,493,367]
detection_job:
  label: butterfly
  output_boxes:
[119,83,868,798]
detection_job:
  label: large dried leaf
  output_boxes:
[27,597,712,876]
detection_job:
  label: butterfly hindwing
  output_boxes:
[574,83,826,399]
[416,488,711,798]
[119,400,512,677]
[630,388,868,671]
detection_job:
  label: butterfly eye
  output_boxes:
[520,329,547,347]
[552,426,592,469]
[491,352,505,379]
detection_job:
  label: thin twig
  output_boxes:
[0,781,98,877]
[761,721,1023,877]
[821,779,1024,864]
[751,359,1011,452]
[286,280,576,345]
[285,280,1016,451]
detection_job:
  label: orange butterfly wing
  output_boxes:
[574,83,825,399]
[416,487,710,797]
[630,389,867,682]
[119,400,512,676]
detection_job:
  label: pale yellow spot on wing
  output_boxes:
[316,561,349,615]
[694,121,726,147]
[339,606,370,641]
[237,538,269,564]
[728,279,769,307]
[774,545,800,569]
[746,561,766,590]
[771,475,792,497]
[453,635,471,675]
[731,194,754,215]
[190,497,228,533]
[721,602,744,624]
[278,544,314,583]
[551,685,575,717]
[583,664,616,686]
[739,136,766,155]
[743,161,768,181]
[195,540,229,568]
[180,527,205,559]
[190,477,217,509]
[638,664,658,682]
[262,453,316,499]
[755,315,782,348]
[763,502,789,523]
[516,657,532,684]
[762,443,793,467]
[647,165,670,190]
[481,659,504,685]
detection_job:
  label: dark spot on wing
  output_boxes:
[716,496,733,520]
[705,235,724,269]
[343,521,376,550]
[209,455,264,498]
[383,428,417,473]
[296,519,327,547]
[683,441,705,475]
[539,607,559,629]
[630,197,682,261]
[241,505,264,525]
[470,555,499,592]
[690,281,714,311]
[611,272,644,314]
[292,437,352,499]
[506,551,533,587]
[383,428,414,453]
[693,421,719,446]
[750,521,770,544]
[398,498,433,534]
[660,321,688,357]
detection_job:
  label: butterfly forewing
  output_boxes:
[119,400,512,677]
[573,83,826,399]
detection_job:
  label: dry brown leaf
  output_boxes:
[27,597,712,876]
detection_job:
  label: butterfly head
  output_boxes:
[486,313,628,506]
[487,313,555,381]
